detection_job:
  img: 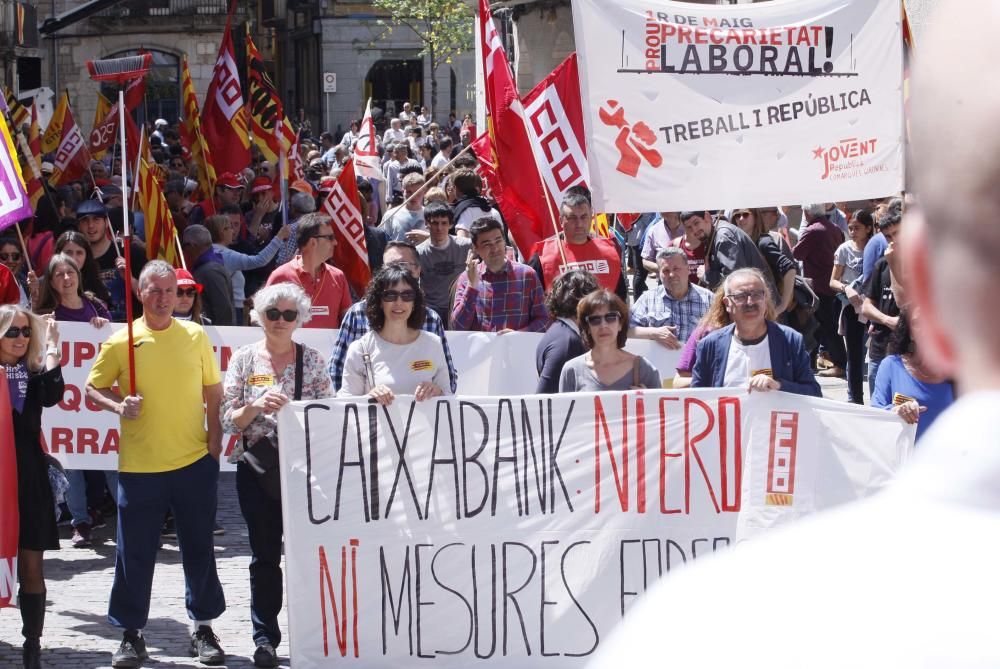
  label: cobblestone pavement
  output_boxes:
[1,376,850,668]
[0,472,290,668]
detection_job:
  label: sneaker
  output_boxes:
[213,523,225,536]
[90,507,107,529]
[71,522,92,548]
[253,642,279,668]
[161,517,177,540]
[190,625,225,665]
[111,630,148,668]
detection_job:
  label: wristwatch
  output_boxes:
[45,347,62,361]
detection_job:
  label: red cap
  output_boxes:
[290,179,315,197]
[216,171,243,190]
[174,268,203,293]
[250,176,273,195]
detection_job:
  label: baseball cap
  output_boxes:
[155,118,168,128]
[290,179,315,197]
[76,199,107,219]
[250,176,273,195]
[216,172,243,189]
[174,268,203,293]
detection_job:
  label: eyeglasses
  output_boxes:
[0,252,22,262]
[726,290,766,304]
[176,288,198,298]
[3,326,31,338]
[585,312,621,326]
[733,212,751,219]
[265,308,299,322]
[381,290,416,302]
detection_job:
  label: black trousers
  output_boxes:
[842,303,866,404]
[815,294,847,369]
[236,461,285,648]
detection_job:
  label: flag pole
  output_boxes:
[173,226,188,271]
[380,141,476,221]
[11,222,32,276]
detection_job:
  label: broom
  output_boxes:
[86,54,152,397]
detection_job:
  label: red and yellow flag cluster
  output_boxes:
[137,156,179,266]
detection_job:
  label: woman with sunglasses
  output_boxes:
[221,282,331,667]
[339,264,450,405]
[0,304,63,668]
[0,235,38,308]
[172,268,211,325]
[559,289,661,391]
[35,253,110,329]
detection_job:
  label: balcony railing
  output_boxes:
[95,0,248,19]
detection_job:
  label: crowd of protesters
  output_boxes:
[2,99,947,669]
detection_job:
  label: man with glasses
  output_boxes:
[328,240,458,392]
[452,217,548,333]
[188,171,244,228]
[691,267,819,396]
[265,213,351,329]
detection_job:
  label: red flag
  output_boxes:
[520,53,589,210]
[48,104,91,186]
[88,103,140,167]
[470,133,500,203]
[0,367,19,608]
[478,0,556,254]
[321,158,370,296]
[123,72,146,112]
[201,4,250,176]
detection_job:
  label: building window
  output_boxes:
[101,49,180,128]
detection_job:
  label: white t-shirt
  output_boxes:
[834,240,864,285]
[455,206,502,233]
[430,151,450,170]
[339,330,450,397]
[723,334,771,387]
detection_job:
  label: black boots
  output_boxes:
[19,589,45,669]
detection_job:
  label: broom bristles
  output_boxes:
[86,54,153,83]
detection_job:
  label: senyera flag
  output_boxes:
[0,366,19,608]
[47,102,91,187]
[180,54,217,204]
[201,0,250,176]
[321,157,370,296]
[0,109,34,231]
[246,29,297,172]
[478,0,556,254]
[520,52,590,213]
[352,98,383,182]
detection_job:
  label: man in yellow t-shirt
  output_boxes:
[86,260,227,667]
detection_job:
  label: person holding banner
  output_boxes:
[560,289,660,391]
[54,231,112,306]
[85,261,227,668]
[339,264,450,405]
[1,305,63,669]
[222,282,332,668]
[691,268,820,397]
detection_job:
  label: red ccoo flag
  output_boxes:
[201,1,250,176]
[478,0,556,254]
[321,158,370,296]
[0,366,19,608]
[48,102,91,187]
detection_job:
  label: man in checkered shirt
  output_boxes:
[628,246,714,349]
[451,217,549,333]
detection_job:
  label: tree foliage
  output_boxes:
[370,0,475,115]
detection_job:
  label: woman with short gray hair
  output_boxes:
[220,281,332,667]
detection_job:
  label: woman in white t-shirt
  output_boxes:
[339,264,450,405]
[829,209,875,404]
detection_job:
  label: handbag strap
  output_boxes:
[632,356,642,388]
[293,343,304,401]
[360,336,376,393]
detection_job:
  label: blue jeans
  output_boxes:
[66,469,118,526]
[868,358,883,405]
[108,454,226,630]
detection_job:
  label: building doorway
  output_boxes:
[364,58,422,125]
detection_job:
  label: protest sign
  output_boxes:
[572,0,904,212]
[278,388,913,666]
[39,322,680,470]
[0,368,19,608]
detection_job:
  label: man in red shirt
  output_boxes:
[528,190,627,301]
[265,213,351,328]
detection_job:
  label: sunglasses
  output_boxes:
[0,252,22,262]
[4,326,31,339]
[177,288,198,298]
[265,308,298,322]
[382,290,416,303]
[585,312,621,326]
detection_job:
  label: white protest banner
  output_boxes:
[278,389,913,667]
[572,0,904,213]
[41,322,680,470]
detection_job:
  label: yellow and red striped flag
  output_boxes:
[42,91,69,155]
[137,157,179,266]
[3,87,27,132]
[246,29,296,172]
[19,103,44,211]
[180,54,217,205]
[89,93,113,160]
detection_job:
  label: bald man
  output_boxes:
[587,2,1000,666]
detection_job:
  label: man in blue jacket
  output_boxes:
[692,268,820,396]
